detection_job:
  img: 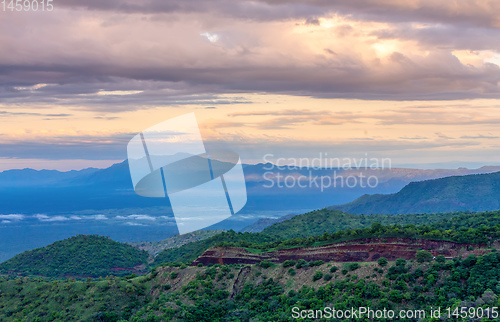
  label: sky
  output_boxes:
[1,0,500,171]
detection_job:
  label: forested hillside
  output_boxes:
[333,171,500,214]
[261,209,460,239]
[3,252,500,321]
[0,235,149,277]
[154,209,488,265]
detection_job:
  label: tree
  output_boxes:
[313,271,323,281]
[348,263,360,271]
[378,257,388,267]
[435,255,446,263]
[296,259,308,269]
[415,250,433,263]
[258,261,273,269]
[481,289,498,305]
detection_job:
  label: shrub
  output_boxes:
[313,271,323,281]
[323,274,333,281]
[341,269,348,275]
[415,250,433,263]
[330,266,338,273]
[378,257,388,267]
[288,268,296,276]
[414,267,424,278]
[296,259,308,269]
[197,263,203,267]
[389,290,404,303]
[435,255,446,263]
[282,260,296,268]
[309,260,324,267]
[348,263,360,271]
[258,261,273,269]
[170,272,178,279]
[482,289,498,304]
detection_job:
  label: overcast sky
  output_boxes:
[1,0,500,170]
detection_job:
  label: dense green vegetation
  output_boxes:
[0,275,150,321]
[7,252,500,321]
[154,209,500,265]
[0,235,149,278]
[261,209,461,239]
[231,214,500,253]
[128,253,500,321]
[3,208,500,320]
[333,171,500,214]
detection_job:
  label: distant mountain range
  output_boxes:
[1,161,500,263]
[1,160,499,216]
[331,171,500,214]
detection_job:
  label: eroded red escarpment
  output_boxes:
[192,237,486,266]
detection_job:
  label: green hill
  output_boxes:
[260,209,459,239]
[332,171,500,214]
[0,235,149,278]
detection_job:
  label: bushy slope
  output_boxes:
[332,171,500,214]
[141,253,500,321]
[4,251,500,321]
[261,209,459,239]
[154,210,500,265]
[0,275,150,321]
[0,235,149,277]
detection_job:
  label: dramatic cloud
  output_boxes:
[1,0,499,168]
[0,0,498,109]
[55,0,500,28]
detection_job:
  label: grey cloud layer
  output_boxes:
[58,0,500,28]
[0,0,499,110]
